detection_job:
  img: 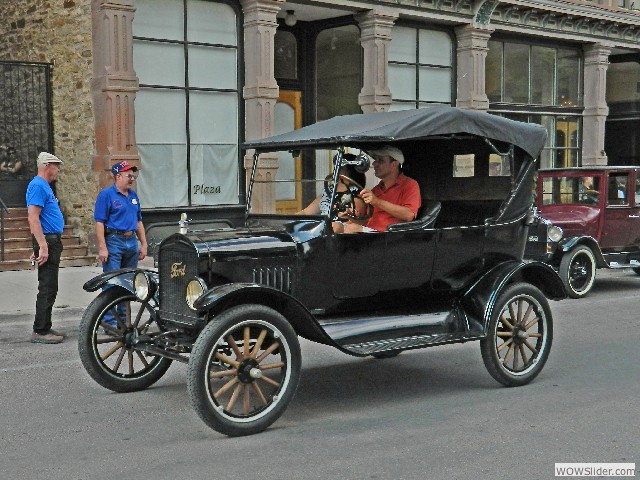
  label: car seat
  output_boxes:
[386,200,442,232]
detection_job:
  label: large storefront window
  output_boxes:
[388,26,453,111]
[486,39,582,168]
[605,61,640,165]
[132,0,240,208]
[313,24,363,201]
[316,25,362,121]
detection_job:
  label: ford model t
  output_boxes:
[78,107,565,436]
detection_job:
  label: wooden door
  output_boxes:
[275,91,303,214]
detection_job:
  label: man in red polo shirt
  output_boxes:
[344,146,421,233]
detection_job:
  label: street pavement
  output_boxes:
[0,265,638,479]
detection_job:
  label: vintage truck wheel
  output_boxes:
[559,246,596,298]
[187,304,301,437]
[78,286,172,393]
[480,283,553,387]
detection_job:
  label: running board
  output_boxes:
[318,308,484,349]
[341,332,483,356]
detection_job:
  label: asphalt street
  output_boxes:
[0,266,638,480]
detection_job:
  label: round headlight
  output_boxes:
[134,272,150,301]
[547,225,564,243]
[186,278,207,311]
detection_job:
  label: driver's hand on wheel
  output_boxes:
[359,188,378,206]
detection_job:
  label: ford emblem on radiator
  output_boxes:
[171,262,187,278]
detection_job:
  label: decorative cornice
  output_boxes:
[372,0,640,46]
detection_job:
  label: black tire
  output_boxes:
[78,286,172,393]
[559,246,596,298]
[187,304,301,437]
[632,267,640,275]
[480,283,553,387]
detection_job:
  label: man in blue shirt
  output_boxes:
[94,160,148,331]
[26,152,65,344]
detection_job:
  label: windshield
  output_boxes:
[248,148,370,216]
[541,175,600,206]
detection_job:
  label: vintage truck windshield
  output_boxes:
[541,176,601,206]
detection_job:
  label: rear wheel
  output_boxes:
[480,283,553,387]
[187,304,301,436]
[77,286,172,393]
[632,267,640,275]
[559,245,596,298]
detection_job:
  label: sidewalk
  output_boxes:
[0,257,155,322]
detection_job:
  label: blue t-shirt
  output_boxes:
[94,185,142,232]
[25,176,64,234]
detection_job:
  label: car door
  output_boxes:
[600,170,632,249]
[629,169,640,246]
[380,228,437,292]
[331,232,384,299]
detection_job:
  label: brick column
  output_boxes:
[240,0,283,213]
[355,9,398,113]
[455,25,493,111]
[582,44,611,166]
[90,0,139,189]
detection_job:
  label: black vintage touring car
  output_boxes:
[78,107,565,436]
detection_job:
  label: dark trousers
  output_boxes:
[32,235,63,333]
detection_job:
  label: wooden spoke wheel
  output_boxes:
[480,283,553,387]
[187,305,301,437]
[78,286,172,393]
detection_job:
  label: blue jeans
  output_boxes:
[102,234,139,328]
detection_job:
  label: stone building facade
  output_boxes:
[1,0,640,250]
[0,0,97,244]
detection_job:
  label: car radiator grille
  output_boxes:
[253,266,292,293]
[158,247,200,325]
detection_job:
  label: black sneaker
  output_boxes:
[31,331,64,344]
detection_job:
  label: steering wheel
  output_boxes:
[580,189,599,205]
[329,174,373,221]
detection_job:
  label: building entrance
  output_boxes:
[0,61,53,207]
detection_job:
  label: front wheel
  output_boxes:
[559,246,596,298]
[480,283,553,387]
[78,286,172,393]
[187,304,301,437]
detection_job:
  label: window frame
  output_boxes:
[487,37,584,168]
[388,22,456,109]
[132,0,244,208]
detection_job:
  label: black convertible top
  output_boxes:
[243,105,548,159]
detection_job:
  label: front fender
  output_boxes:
[461,260,566,333]
[82,268,158,294]
[193,283,334,345]
[557,235,607,267]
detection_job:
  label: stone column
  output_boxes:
[582,43,611,166]
[355,9,398,113]
[455,25,493,111]
[240,0,283,213]
[90,0,139,189]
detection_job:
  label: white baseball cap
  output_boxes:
[367,145,405,165]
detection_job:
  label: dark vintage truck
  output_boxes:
[525,166,640,298]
